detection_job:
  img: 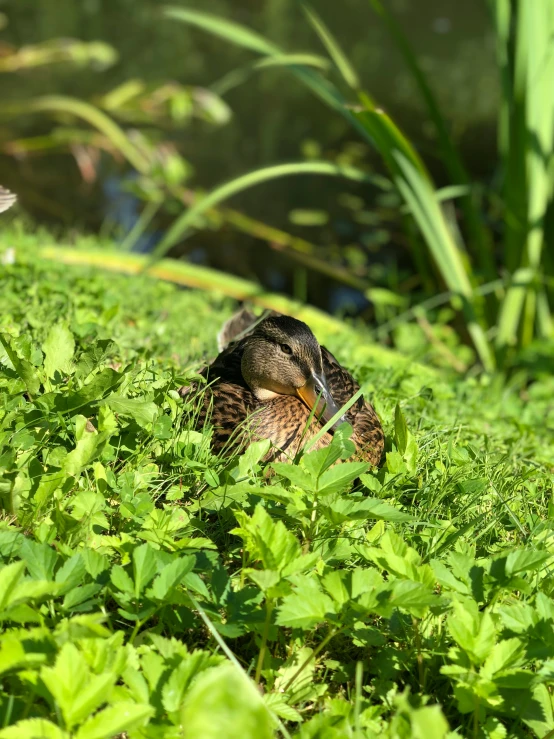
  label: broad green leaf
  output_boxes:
[101,395,158,426]
[19,540,58,581]
[67,672,119,728]
[0,531,25,559]
[0,633,47,675]
[62,582,104,611]
[245,568,281,594]
[110,565,134,594]
[132,543,158,597]
[147,555,195,601]
[410,704,450,739]
[55,614,111,641]
[271,463,313,490]
[276,585,336,629]
[316,461,368,496]
[301,424,355,479]
[394,403,409,455]
[52,368,122,413]
[82,549,109,579]
[263,692,303,722]
[274,646,318,696]
[323,496,412,524]
[233,504,301,573]
[236,439,271,478]
[0,561,26,611]
[162,651,223,714]
[481,637,525,678]
[43,323,75,379]
[42,635,128,728]
[522,683,554,737]
[55,554,86,595]
[360,531,435,589]
[431,560,470,596]
[447,600,495,665]
[321,570,351,608]
[386,580,438,617]
[496,601,536,634]
[64,416,100,477]
[40,643,89,729]
[0,719,67,739]
[180,663,273,739]
[505,548,551,577]
[0,333,40,395]
[74,702,153,739]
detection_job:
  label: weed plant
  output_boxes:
[0,234,553,737]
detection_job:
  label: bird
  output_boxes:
[181,308,384,466]
[0,186,17,214]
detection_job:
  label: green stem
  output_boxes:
[473,695,480,738]
[412,616,424,690]
[255,599,273,684]
[129,608,158,643]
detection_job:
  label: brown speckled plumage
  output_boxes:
[181,310,384,465]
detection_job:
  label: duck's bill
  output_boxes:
[296,373,347,428]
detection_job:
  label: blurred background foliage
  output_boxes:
[1,0,552,373]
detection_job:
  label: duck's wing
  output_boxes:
[203,381,255,455]
[205,338,247,386]
[179,340,255,453]
[321,346,384,465]
[321,346,361,409]
[0,186,17,214]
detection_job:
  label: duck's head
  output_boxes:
[241,315,344,425]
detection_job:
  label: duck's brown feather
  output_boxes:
[320,346,384,464]
[181,312,384,465]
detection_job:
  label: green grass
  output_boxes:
[0,231,553,738]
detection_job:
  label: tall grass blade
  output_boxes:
[370,0,494,278]
[356,99,494,368]
[152,161,385,259]
[392,154,494,370]
[496,0,554,349]
[212,54,330,96]
[353,101,429,178]
[0,96,151,174]
[163,6,280,55]
[301,2,360,90]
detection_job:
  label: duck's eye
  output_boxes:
[280,343,293,355]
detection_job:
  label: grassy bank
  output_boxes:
[0,232,553,738]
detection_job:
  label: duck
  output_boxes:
[180,309,384,466]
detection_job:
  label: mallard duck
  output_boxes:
[181,309,384,465]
